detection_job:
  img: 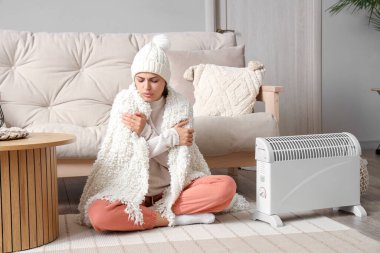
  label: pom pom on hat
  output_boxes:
[131,34,171,83]
[152,34,170,51]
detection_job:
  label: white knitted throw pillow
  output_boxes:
[184,61,264,116]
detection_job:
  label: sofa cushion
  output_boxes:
[194,112,279,156]
[26,123,106,159]
[26,113,279,159]
[167,46,245,104]
[0,30,236,129]
[184,61,265,117]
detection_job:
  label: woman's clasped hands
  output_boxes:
[122,112,147,135]
[174,120,194,146]
[122,113,194,146]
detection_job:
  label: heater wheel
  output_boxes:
[251,210,284,228]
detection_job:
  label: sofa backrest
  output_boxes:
[0,30,240,128]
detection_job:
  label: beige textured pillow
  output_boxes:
[166,46,245,104]
[184,61,265,117]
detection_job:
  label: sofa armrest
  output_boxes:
[256,85,283,123]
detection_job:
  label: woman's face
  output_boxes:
[135,72,166,102]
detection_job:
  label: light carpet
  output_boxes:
[21,211,380,253]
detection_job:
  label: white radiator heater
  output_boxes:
[253,132,367,227]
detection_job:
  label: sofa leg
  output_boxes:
[228,167,239,177]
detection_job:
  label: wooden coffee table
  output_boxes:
[0,132,75,253]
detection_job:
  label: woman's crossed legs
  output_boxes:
[88,175,236,231]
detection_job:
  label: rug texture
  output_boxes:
[20,211,380,253]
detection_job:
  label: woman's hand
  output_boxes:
[174,120,194,146]
[122,112,147,135]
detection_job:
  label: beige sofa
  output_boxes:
[0,30,281,177]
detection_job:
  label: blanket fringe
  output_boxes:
[221,193,250,213]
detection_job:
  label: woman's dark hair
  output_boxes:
[163,84,169,98]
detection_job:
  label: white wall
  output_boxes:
[226,0,322,136]
[323,0,380,148]
[0,0,205,33]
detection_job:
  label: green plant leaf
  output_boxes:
[370,7,380,30]
[328,0,379,15]
[327,0,380,31]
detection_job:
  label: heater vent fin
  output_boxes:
[264,133,358,161]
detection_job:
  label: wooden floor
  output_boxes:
[58,149,380,242]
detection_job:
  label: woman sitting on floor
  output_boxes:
[78,34,248,232]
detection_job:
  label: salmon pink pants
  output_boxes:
[88,175,236,231]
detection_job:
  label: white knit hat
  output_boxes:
[131,34,171,83]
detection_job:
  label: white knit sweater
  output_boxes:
[78,84,211,226]
[141,96,176,196]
